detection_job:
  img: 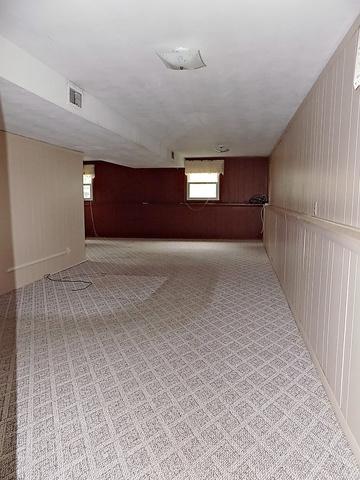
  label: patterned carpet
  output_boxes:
[0,239,359,480]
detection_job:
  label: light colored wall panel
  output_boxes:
[264,207,360,459]
[347,260,360,441]
[0,131,85,294]
[342,254,357,413]
[270,20,360,227]
[265,13,360,461]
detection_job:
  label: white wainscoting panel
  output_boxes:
[265,206,360,460]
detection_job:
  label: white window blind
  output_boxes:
[184,159,224,176]
[83,164,95,178]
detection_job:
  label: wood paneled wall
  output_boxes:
[265,207,360,458]
[84,157,268,239]
[269,21,360,227]
[265,15,360,460]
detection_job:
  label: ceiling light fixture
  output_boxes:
[156,47,206,70]
[215,144,230,153]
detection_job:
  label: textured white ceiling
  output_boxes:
[0,78,167,167]
[0,0,359,166]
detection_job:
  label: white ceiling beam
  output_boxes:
[0,34,172,166]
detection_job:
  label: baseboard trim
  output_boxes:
[1,257,87,296]
[296,318,360,464]
[7,247,71,272]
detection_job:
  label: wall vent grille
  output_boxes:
[69,84,82,108]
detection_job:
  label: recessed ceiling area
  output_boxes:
[0,0,359,166]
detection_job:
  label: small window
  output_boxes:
[187,172,219,200]
[83,174,93,200]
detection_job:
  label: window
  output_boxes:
[186,172,219,200]
[83,173,93,200]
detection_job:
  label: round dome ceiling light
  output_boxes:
[215,144,230,153]
[156,47,206,70]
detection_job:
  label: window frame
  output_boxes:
[83,180,93,201]
[186,173,220,201]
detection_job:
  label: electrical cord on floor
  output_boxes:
[44,273,93,291]
[89,200,99,237]
[260,204,265,234]
[184,199,209,211]
[44,270,125,291]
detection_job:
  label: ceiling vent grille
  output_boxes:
[68,83,83,108]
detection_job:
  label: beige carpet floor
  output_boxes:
[0,239,359,479]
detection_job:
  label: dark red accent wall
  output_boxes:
[84,157,268,239]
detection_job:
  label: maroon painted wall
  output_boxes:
[84,157,268,239]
